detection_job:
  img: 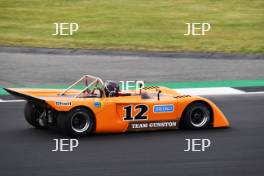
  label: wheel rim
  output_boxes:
[71,112,89,133]
[190,108,209,128]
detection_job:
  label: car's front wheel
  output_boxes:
[57,107,95,136]
[181,102,211,129]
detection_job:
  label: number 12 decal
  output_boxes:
[123,104,148,121]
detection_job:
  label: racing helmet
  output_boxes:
[104,80,119,97]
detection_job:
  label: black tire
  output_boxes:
[57,107,95,136]
[24,101,46,128]
[181,102,211,129]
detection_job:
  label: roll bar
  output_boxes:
[59,75,105,98]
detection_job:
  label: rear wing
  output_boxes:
[4,88,46,106]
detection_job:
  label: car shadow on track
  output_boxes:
[7,127,232,142]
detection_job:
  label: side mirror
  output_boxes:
[138,83,143,94]
[157,90,162,100]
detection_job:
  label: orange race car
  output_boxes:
[4,75,229,136]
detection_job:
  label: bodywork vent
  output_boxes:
[143,86,159,90]
[174,95,191,99]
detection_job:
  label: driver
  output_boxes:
[104,80,119,97]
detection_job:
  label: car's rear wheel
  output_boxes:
[181,102,211,129]
[24,101,46,128]
[57,107,95,136]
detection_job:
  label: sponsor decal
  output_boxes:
[55,101,72,106]
[153,104,174,113]
[94,101,104,108]
[128,120,179,131]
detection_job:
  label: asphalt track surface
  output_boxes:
[1,94,264,176]
[0,48,264,176]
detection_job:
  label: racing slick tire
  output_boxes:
[181,102,211,129]
[57,107,95,136]
[24,101,46,129]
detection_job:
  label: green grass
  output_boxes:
[0,0,263,53]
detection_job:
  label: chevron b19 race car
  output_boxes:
[4,75,229,136]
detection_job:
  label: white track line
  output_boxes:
[174,87,246,95]
[0,99,25,103]
[246,91,264,94]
